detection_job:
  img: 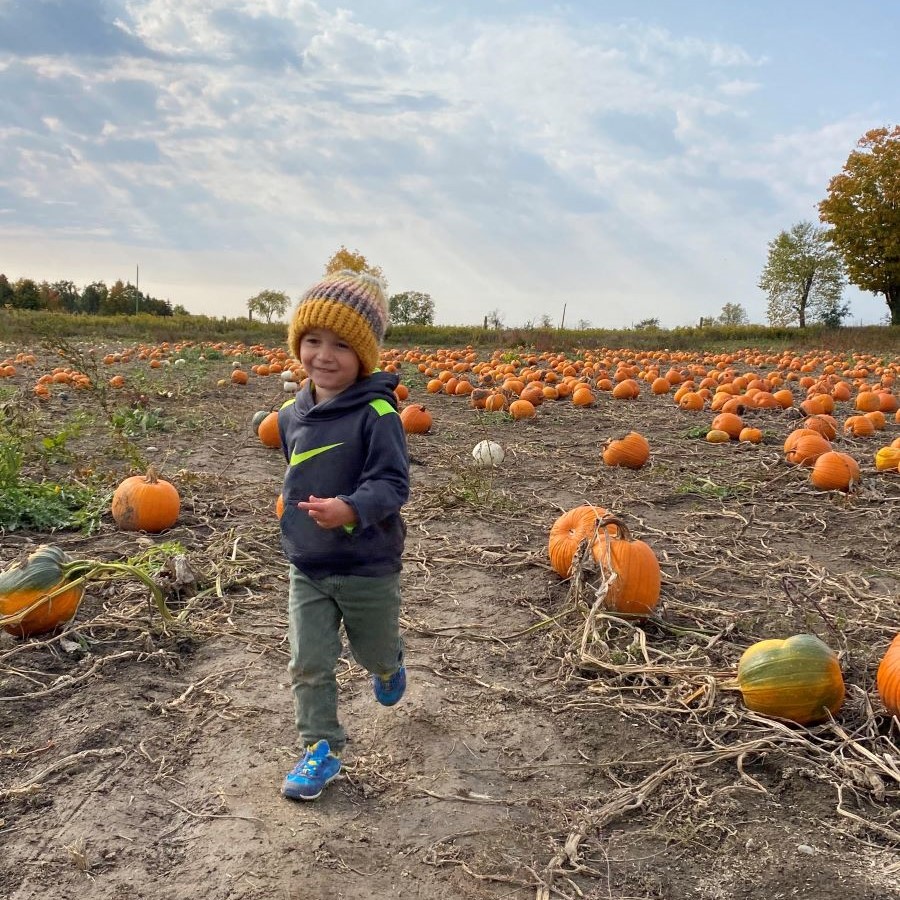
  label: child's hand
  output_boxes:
[297,496,357,529]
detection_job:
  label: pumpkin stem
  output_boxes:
[144,465,160,484]
[596,515,632,542]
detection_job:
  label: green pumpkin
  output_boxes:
[251,410,269,434]
[737,634,844,725]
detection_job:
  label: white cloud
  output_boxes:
[0,1,892,326]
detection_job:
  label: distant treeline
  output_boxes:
[0,274,187,318]
[1,308,897,356]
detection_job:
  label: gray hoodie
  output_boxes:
[277,371,409,578]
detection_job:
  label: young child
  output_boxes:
[277,269,410,801]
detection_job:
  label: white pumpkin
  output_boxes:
[472,440,505,467]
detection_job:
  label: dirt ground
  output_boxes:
[1,343,899,900]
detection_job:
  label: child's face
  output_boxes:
[299,328,361,400]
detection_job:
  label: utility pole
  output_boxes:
[135,264,140,314]
[559,303,566,330]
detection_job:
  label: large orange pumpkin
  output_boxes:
[111,467,181,532]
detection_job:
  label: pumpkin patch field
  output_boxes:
[1,336,899,900]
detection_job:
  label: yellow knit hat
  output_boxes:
[288,270,389,374]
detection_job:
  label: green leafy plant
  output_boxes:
[675,476,753,500]
[0,414,107,533]
[110,406,167,437]
[36,415,86,467]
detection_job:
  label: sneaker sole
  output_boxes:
[282,771,340,801]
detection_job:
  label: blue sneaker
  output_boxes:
[282,740,341,801]
[373,665,406,706]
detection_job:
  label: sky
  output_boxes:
[0,0,896,328]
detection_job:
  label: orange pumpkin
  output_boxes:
[678,391,705,411]
[111,467,181,532]
[257,411,281,448]
[711,412,743,439]
[602,432,650,469]
[843,415,875,437]
[508,399,536,420]
[547,505,617,577]
[803,415,838,440]
[484,393,507,412]
[809,451,860,492]
[400,404,432,434]
[571,387,595,407]
[593,517,661,616]
[877,633,900,717]
[784,431,831,466]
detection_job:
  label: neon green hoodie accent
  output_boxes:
[290,442,344,466]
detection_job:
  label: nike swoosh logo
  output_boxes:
[290,442,344,466]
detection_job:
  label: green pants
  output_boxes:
[287,565,403,753]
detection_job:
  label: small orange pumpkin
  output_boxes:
[400,404,433,434]
[593,517,661,616]
[257,411,281,448]
[547,505,617,577]
[508,399,536,420]
[809,451,860,492]
[111,467,181,532]
[602,432,650,469]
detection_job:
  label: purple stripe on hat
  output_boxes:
[310,279,387,338]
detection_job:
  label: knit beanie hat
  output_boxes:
[288,270,389,375]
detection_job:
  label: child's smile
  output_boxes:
[299,328,361,401]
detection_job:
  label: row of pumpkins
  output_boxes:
[5,485,896,730]
[547,502,900,726]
